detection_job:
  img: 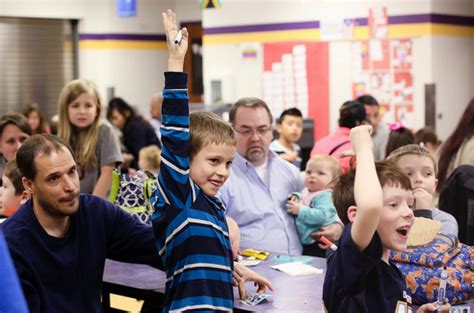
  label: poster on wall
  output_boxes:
[369,39,390,70]
[352,35,415,127]
[320,18,356,41]
[392,39,413,71]
[263,42,329,140]
[117,0,136,17]
[368,6,388,39]
[393,72,413,104]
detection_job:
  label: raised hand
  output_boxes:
[162,9,188,72]
[350,125,373,156]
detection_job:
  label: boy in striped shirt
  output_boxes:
[152,10,271,312]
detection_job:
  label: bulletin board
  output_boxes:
[262,42,329,140]
[352,7,414,128]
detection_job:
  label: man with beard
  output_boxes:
[1,134,162,313]
[218,98,343,255]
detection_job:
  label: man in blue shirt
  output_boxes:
[218,98,343,255]
[2,134,162,313]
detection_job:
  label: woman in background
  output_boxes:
[107,97,160,170]
[58,79,122,197]
[437,98,474,191]
[23,103,50,135]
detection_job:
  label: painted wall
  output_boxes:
[0,0,472,139]
[0,0,201,116]
[202,0,473,139]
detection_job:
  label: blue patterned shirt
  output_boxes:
[151,72,233,313]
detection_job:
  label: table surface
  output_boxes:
[103,258,474,312]
[103,255,327,312]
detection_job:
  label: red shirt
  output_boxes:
[311,127,354,173]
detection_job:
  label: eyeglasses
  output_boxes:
[234,127,272,138]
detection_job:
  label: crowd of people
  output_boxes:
[0,8,473,313]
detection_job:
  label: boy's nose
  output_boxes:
[403,203,415,218]
[216,165,229,177]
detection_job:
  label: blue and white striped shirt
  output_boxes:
[151,72,233,313]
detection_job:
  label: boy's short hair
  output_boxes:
[3,159,24,196]
[277,108,303,124]
[414,126,440,147]
[333,160,412,225]
[189,111,236,159]
[385,144,438,175]
[139,145,161,170]
[307,154,342,180]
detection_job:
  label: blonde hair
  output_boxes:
[57,79,102,168]
[189,111,236,159]
[307,154,342,181]
[386,144,437,175]
[139,145,161,172]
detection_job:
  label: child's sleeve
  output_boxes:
[152,72,192,211]
[297,192,337,227]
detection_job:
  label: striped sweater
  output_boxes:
[151,72,234,313]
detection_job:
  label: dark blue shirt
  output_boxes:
[1,194,161,313]
[151,72,234,312]
[323,223,413,312]
[123,117,161,169]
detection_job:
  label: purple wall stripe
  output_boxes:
[203,14,473,35]
[389,14,474,26]
[79,33,166,41]
[204,21,319,35]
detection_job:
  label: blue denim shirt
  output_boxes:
[218,151,304,255]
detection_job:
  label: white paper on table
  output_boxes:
[271,262,323,276]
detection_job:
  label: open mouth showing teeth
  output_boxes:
[396,227,409,237]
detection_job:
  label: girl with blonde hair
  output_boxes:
[58,79,122,197]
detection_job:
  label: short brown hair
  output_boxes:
[333,160,412,225]
[189,111,236,159]
[16,134,76,180]
[3,159,24,196]
[229,97,273,126]
[307,154,342,181]
[386,144,437,175]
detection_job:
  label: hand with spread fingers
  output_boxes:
[162,9,188,72]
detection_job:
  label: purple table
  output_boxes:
[103,259,474,312]
[103,256,327,312]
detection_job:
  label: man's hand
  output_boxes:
[413,187,433,211]
[233,262,273,299]
[311,223,343,249]
[162,9,188,72]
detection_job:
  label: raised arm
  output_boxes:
[152,10,191,210]
[350,125,384,251]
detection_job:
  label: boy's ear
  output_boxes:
[22,177,34,194]
[347,205,357,223]
[275,123,282,135]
